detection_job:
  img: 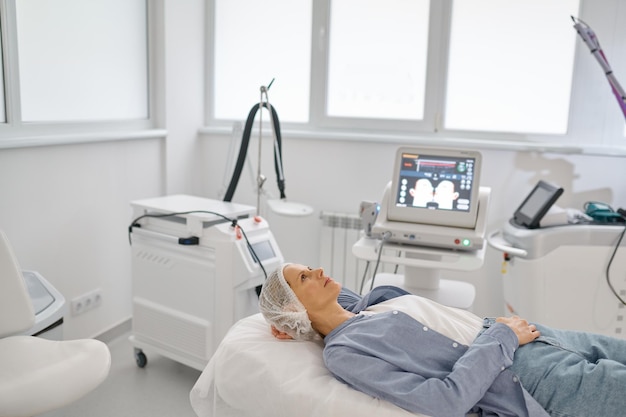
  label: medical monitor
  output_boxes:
[512,180,563,229]
[387,147,482,229]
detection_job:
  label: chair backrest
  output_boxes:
[0,230,35,337]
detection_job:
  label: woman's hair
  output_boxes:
[258,263,318,340]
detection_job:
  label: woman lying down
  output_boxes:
[259,263,626,417]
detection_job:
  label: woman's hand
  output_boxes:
[496,316,541,346]
[271,325,294,340]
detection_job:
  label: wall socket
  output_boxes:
[71,288,103,316]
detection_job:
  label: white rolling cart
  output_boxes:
[128,195,284,370]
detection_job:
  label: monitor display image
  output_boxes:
[513,180,563,229]
[387,147,482,229]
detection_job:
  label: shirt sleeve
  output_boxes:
[324,318,519,417]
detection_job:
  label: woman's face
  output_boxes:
[282,263,341,312]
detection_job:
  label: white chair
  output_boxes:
[0,230,111,417]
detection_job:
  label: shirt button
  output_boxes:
[501,366,505,371]
[452,342,458,348]
[392,310,398,315]
[513,377,519,383]
[423,326,428,331]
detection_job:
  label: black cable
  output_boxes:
[359,261,371,295]
[369,232,392,292]
[223,102,285,202]
[127,210,268,280]
[393,250,401,273]
[128,210,235,245]
[222,105,255,202]
[605,210,626,305]
[237,225,268,279]
[266,102,286,199]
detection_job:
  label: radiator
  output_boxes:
[319,211,365,292]
[319,211,404,294]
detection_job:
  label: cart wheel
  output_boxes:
[134,349,147,368]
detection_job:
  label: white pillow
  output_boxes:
[190,313,422,417]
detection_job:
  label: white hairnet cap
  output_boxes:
[258,263,318,341]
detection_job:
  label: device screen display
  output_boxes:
[394,152,477,213]
[518,187,552,219]
[513,180,563,229]
[249,240,276,263]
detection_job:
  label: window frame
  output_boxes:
[204,0,626,155]
[310,0,449,133]
[0,0,163,149]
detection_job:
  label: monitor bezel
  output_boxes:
[512,180,564,229]
[386,146,483,229]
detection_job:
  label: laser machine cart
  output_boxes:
[129,195,284,370]
[488,181,626,338]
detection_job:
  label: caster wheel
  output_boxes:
[134,349,147,368]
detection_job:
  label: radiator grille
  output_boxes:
[319,211,366,292]
[134,249,174,268]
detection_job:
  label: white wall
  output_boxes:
[162,0,205,194]
[0,139,163,339]
[0,0,206,340]
[199,133,626,317]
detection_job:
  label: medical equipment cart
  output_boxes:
[489,221,626,338]
[129,195,284,370]
[353,182,491,310]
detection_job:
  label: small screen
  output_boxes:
[518,187,553,219]
[513,180,563,229]
[394,152,477,213]
[249,240,276,263]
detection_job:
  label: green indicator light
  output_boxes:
[462,239,471,246]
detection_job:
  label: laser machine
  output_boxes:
[488,181,626,338]
[128,194,283,370]
[354,147,490,310]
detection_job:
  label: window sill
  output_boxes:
[199,125,626,158]
[0,129,167,150]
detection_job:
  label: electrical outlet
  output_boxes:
[71,288,103,316]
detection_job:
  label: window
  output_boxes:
[0,0,153,145]
[445,0,580,134]
[212,0,312,122]
[15,0,148,122]
[206,0,626,150]
[327,0,430,121]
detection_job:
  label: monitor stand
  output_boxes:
[353,235,485,310]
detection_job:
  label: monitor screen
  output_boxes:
[248,240,276,263]
[387,147,482,229]
[513,180,563,229]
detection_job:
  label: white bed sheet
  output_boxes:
[190,313,425,417]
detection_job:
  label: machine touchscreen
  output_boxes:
[387,147,482,229]
[513,180,563,229]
